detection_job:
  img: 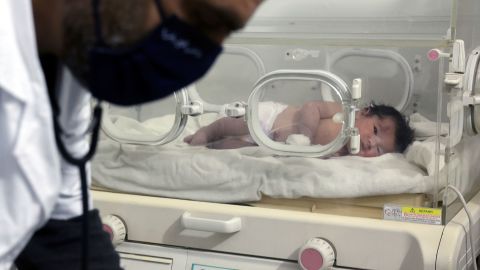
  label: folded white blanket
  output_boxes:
[409,112,448,139]
[92,139,431,202]
[92,113,438,202]
[91,109,480,203]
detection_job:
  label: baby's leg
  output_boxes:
[184,117,249,145]
[184,126,211,145]
[208,137,257,149]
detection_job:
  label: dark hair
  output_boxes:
[365,103,415,153]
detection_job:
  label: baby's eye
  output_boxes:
[373,126,378,135]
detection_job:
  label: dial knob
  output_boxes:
[298,238,336,270]
[101,215,127,246]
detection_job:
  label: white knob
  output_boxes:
[224,102,246,118]
[351,78,362,100]
[102,215,127,246]
[332,112,344,124]
[181,101,203,116]
[298,238,336,270]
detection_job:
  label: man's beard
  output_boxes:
[61,0,148,87]
[181,0,248,37]
[60,0,247,87]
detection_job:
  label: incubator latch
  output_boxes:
[444,73,463,88]
[347,78,362,155]
[428,40,465,89]
[224,102,247,118]
[349,128,360,154]
[451,40,465,74]
[181,101,204,116]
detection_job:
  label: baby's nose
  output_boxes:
[361,138,371,151]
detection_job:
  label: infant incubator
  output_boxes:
[91,0,480,269]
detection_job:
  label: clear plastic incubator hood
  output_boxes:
[91,0,480,269]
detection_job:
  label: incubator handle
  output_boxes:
[181,212,242,233]
[349,129,360,154]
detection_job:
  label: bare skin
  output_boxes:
[184,101,397,157]
[355,109,396,157]
[31,0,263,77]
[272,101,343,145]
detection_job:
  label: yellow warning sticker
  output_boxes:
[401,207,441,216]
[384,204,442,225]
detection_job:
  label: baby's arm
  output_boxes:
[184,117,249,145]
[296,101,342,140]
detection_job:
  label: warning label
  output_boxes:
[383,204,442,225]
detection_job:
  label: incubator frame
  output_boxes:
[247,69,360,157]
[91,0,480,268]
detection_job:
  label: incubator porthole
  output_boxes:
[101,90,189,145]
[329,48,413,112]
[247,69,356,157]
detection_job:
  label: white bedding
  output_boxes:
[91,113,443,203]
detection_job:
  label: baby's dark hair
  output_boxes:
[365,103,415,153]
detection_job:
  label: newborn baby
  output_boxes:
[184,101,414,157]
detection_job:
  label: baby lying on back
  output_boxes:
[185,101,414,157]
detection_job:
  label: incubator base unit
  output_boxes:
[93,190,480,270]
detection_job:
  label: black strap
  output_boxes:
[52,103,103,270]
[52,104,103,166]
[41,55,103,270]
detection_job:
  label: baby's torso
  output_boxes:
[271,106,341,144]
[313,119,342,145]
[270,106,299,141]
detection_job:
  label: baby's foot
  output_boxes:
[183,130,209,145]
[183,134,194,144]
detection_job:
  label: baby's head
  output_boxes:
[355,103,414,157]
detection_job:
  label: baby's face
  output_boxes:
[354,114,396,157]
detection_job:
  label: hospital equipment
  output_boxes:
[91,0,480,269]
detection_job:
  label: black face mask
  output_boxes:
[88,0,223,105]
